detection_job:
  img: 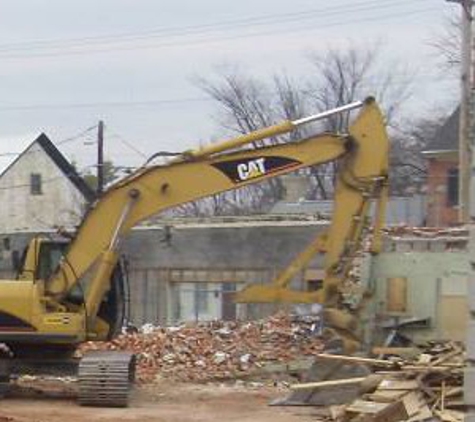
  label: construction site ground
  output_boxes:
[0,381,315,422]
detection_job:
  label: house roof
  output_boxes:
[424,107,459,153]
[0,133,95,202]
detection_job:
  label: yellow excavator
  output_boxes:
[0,97,388,406]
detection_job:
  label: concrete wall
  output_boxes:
[368,236,469,344]
[1,218,470,342]
[0,142,87,233]
[122,220,328,324]
[270,196,427,226]
[0,218,328,325]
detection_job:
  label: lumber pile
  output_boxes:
[78,313,323,383]
[383,226,468,239]
[291,341,466,422]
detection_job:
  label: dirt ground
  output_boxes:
[0,381,319,422]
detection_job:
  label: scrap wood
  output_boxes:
[434,409,465,422]
[325,340,466,422]
[372,347,421,360]
[377,379,419,391]
[401,365,463,372]
[345,399,408,422]
[444,387,463,398]
[316,353,397,368]
[291,377,366,391]
[401,391,430,417]
[330,405,347,420]
[367,389,408,403]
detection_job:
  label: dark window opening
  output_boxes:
[447,168,459,207]
[307,279,323,292]
[30,173,42,195]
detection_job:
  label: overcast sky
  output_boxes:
[0,0,460,174]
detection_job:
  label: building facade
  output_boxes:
[0,133,94,233]
[423,108,460,227]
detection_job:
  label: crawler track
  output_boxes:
[78,351,135,407]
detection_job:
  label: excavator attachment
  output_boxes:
[234,98,389,406]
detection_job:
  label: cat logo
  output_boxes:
[211,155,302,184]
[236,158,266,181]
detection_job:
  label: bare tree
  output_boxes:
[431,12,461,72]
[197,70,275,138]
[194,69,300,212]
[389,108,454,196]
[303,44,413,199]
[187,44,414,216]
[307,43,412,129]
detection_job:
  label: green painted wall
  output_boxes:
[365,248,469,344]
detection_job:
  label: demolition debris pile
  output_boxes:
[291,341,465,422]
[383,225,468,239]
[79,314,323,383]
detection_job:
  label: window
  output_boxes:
[447,168,459,207]
[195,283,209,314]
[30,173,43,195]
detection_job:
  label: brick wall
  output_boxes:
[426,157,459,226]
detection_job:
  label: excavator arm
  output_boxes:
[45,97,387,335]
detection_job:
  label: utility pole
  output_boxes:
[97,120,104,196]
[460,0,474,223]
[455,3,475,418]
[448,0,474,222]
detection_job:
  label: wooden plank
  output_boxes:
[378,379,419,391]
[402,392,428,416]
[434,409,465,422]
[372,347,421,360]
[291,377,366,391]
[402,365,463,372]
[406,406,433,422]
[316,353,396,368]
[346,400,408,422]
[346,400,389,414]
[368,389,408,403]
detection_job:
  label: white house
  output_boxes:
[0,133,94,233]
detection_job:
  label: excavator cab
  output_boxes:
[14,236,127,341]
[14,237,69,282]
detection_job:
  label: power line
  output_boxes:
[0,125,98,158]
[0,98,209,112]
[106,129,148,159]
[0,0,433,54]
[0,71,445,113]
[0,5,436,60]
